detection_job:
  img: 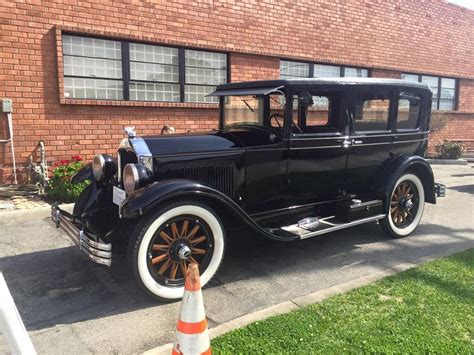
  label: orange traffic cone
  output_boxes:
[172,263,211,355]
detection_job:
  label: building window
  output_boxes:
[63,35,123,100]
[280,60,369,79]
[280,60,310,79]
[185,50,227,103]
[62,34,227,103]
[401,73,457,111]
[129,43,180,102]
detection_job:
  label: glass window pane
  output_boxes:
[63,35,121,59]
[441,78,456,89]
[397,92,420,130]
[280,60,310,78]
[401,73,420,82]
[354,94,390,132]
[129,43,178,65]
[184,50,227,102]
[64,77,123,100]
[185,50,226,69]
[313,64,340,78]
[130,62,178,82]
[439,99,455,110]
[421,76,439,97]
[64,56,122,79]
[185,85,218,103]
[185,67,226,85]
[62,35,123,100]
[344,67,368,77]
[129,82,180,102]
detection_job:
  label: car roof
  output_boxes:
[215,77,430,91]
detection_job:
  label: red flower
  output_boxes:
[71,155,83,161]
[60,160,69,165]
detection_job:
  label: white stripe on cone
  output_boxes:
[179,290,206,323]
[174,330,210,354]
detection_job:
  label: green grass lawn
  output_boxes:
[212,248,474,353]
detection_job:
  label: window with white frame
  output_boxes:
[62,34,228,103]
[401,73,457,110]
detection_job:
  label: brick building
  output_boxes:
[0,0,473,183]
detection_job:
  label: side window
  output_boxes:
[397,92,421,131]
[293,91,342,134]
[354,93,390,132]
[306,96,330,127]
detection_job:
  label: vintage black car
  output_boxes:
[52,78,446,301]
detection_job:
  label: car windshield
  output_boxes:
[223,94,285,130]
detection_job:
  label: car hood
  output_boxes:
[142,131,244,157]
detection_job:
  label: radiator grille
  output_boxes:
[163,162,234,197]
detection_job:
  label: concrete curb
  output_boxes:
[143,243,473,355]
[0,203,74,224]
[426,158,468,165]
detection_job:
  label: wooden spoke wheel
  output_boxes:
[128,202,225,301]
[146,216,214,287]
[381,173,425,238]
[390,180,419,228]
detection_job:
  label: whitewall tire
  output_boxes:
[128,201,225,301]
[380,173,425,238]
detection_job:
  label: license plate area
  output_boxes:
[113,186,126,206]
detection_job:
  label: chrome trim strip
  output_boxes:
[299,214,386,240]
[51,206,112,267]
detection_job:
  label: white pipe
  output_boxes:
[7,113,18,184]
[0,273,36,354]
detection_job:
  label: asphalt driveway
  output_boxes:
[0,164,473,354]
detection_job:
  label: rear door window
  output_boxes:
[397,92,421,131]
[354,93,391,133]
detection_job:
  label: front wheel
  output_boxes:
[380,173,425,238]
[128,201,225,301]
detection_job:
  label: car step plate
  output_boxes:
[280,214,386,239]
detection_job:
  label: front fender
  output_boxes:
[71,164,93,184]
[375,154,436,207]
[121,179,298,242]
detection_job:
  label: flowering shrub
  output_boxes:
[47,155,90,202]
[435,141,465,159]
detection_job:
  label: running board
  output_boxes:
[278,214,386,240]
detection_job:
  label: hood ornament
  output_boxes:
[124,126,136,138]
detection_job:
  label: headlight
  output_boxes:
[123,163,151,195]
[92,154,116,181]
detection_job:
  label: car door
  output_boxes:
[287,88,350,205]
[345,86,395,198]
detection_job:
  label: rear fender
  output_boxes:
[120,179,297,242]
[375,154,436,208]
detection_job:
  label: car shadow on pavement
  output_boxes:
[0,222,472,331]
[448,184,474,195]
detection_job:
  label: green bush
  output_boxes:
[47,155,90,202]
[435,141,465,159]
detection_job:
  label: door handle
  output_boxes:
[352,139,363,145]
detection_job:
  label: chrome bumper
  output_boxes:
[435,183,446,198]
[51,205,112,267]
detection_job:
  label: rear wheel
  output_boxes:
[128,201,225,301]
[380,173,425,238]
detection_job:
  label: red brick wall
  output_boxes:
[230,54,280,82]
[0,0,473,183]
[458,79,474,112]
[371,69,401,79]
[429,112,474,154]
